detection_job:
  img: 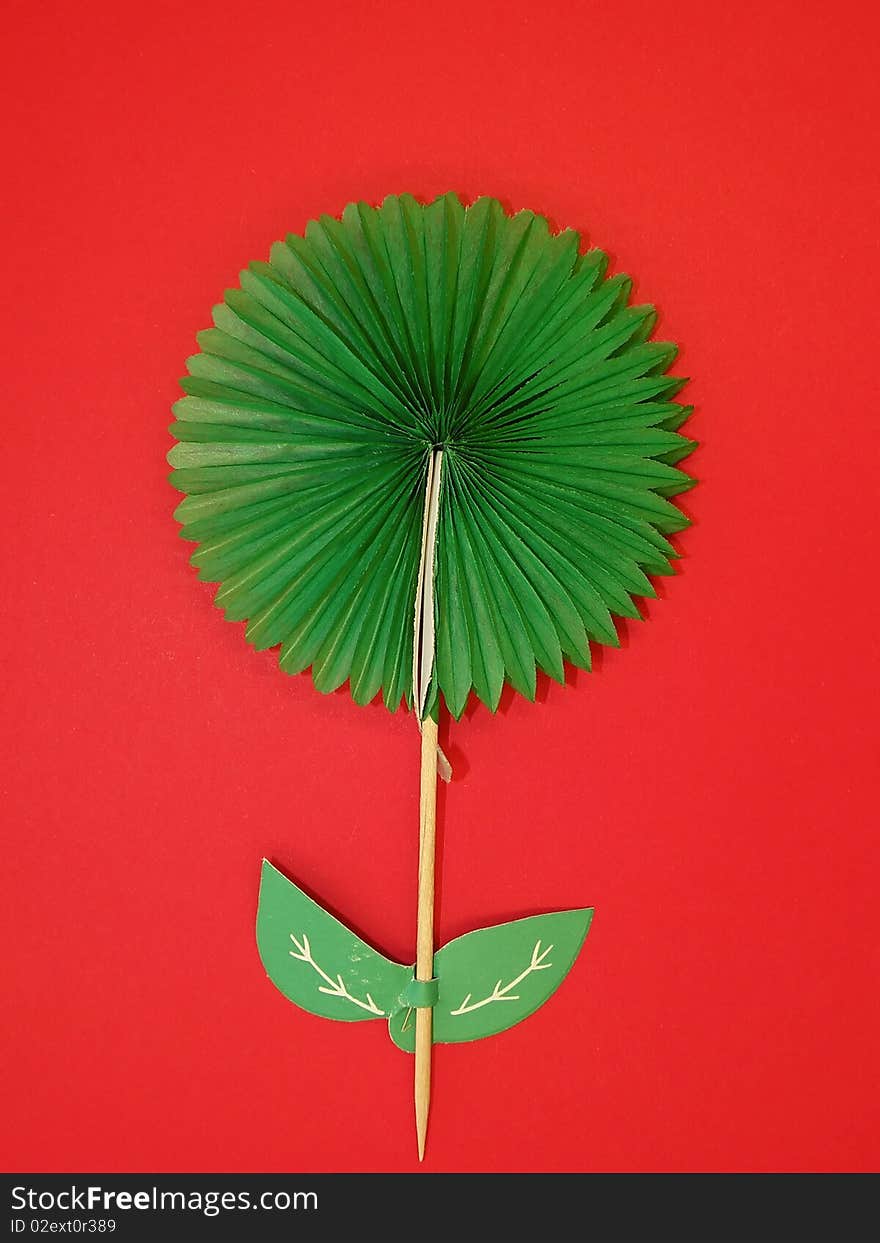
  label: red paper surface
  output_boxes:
[2,0,878,1173]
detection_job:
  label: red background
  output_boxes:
[2,0,878,1173]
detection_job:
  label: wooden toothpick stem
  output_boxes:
[415,712,439,1161]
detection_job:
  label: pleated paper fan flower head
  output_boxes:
[168,192,695,719]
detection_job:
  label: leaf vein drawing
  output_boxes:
[450,940,554,1016]
[288,932,385,1016]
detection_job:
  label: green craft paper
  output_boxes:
[257,861,410,1022]
[257,862,592,1050]
[389,909,593,1052]
[403,977,440,1008]
[168,192,695,720]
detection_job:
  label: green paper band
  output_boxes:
[404,977,439,1008]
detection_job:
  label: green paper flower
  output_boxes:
[168,192,694,718]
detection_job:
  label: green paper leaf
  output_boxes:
[256,861,410,1022]
[169,194,695,716]
[389,908,593,1052]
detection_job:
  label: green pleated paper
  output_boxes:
[168,193,694,718]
